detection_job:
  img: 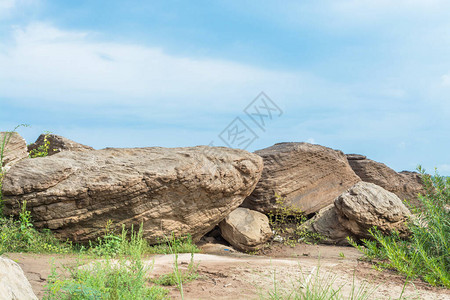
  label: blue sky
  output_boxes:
[0,0,449,174]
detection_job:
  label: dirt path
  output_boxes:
[4,244,450,299]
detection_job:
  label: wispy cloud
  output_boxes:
[0,23,308,112]
[0,0,37,19]
[0,0,16,15]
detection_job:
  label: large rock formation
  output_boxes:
[346,154,425,207]
[242,143,361,215]
[305,182,411,245]
[219,207,272,252]
[0,132,28,169]
[0,256,38,300]
[2,146,263,244]
[28,134,94,156]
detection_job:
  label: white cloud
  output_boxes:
[0,0,36,19]
[0,0,15,10]
[442,74,450,87]
[0,23,309,111]
[0,0,16,18]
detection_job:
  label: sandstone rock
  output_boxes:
[0,132,28,169]
[0,256,38,300]
[346,154,366,160]
[242,143,361,215]
[346,154,425,207]
[305,182,411,244]
[28,134,94,156]
[219,207,272,252]
[2,146,263,244]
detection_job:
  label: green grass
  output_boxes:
[43,225,200,299]
[44,254,170,299]
[0,201,73,255]
[350,167,450,288]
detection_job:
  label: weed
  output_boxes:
[87,221,200,258]
[268,193,323,246]
[151,253,199,286]
[29,131,53,158]
[44,256,169,300]
[0,201,72,255]
[161,233,200,299]
[44,223,200,299]
[148,232,200,255]
[88,220,125,258]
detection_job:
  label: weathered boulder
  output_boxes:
[305,182,411,244]
[335,182,411,238]
[242,143,361,215]
[219,207,272,252]
[0,132,28,169]
[2,146,263,244]
[0,256,38,300]
[28,134,94,156]
[346,154,425,207]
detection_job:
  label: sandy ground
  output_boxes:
[4,243,450,300]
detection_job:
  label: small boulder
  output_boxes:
[219,207,272,252]
[346,154,425,208]
[305,182,411,244]
[242,143,361,215]
[27,134,94,156]
[0,256,38,300]
[0,132,28,169]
